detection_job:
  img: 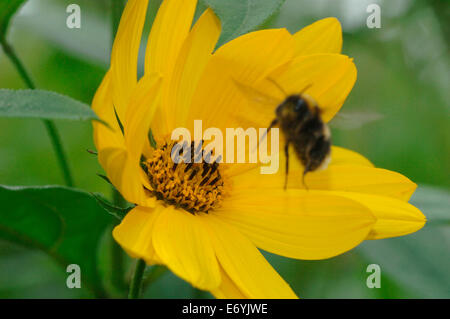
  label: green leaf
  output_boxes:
[0,241,86,298]
[357,225,450,298]
[0,185,114,297]
[410,185,450,225]
[356,185,450,298]
[202,0,286,47]
[96,225,129,298]
[0,89,102,122]
[0,0,26,40]
[265,251,411,298]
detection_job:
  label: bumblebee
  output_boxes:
[233,79,331,188]
[234,78,381,189]
[266,93,331,188]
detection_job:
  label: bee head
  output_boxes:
[276,95,313,120]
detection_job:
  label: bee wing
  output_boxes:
[329,110,383,130]
[232,78,281,106]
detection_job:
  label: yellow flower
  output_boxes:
[92,0,425,298]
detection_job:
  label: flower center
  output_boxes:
[143,141,227,214]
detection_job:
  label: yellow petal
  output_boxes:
[233,157,415,201]
[98,147,155,207]
[155,8,221,136]
[229,145,371,180]
[331,146,374,167]
[301,166,417,201]
[293,17,342,56]
[112,205,162,264]
[211,267,248,299]
[145,0,197,76]
[186,28,294,132]
[219,53,357,132]
[152,207,221,291]
[93,72,154,205]
[282,145,374,172]
[124,73,162,162]
[145,0,198,138]
[202,214,298,298]
[93,72,158,203]
[225,144,373,183]
[92,71,124,152]
[269,54,357,122]
[328,191,426,240]
[215,189,375,260]
[110,0,149,121]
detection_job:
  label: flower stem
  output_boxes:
[111,189,127,293]
[43,120,74,187]
[0,39,35,89]
[0,39,74,187]
[128,259,146,299]
[142,265,167,293]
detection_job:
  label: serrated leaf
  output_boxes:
[0,0,27,39]
[0,185,114,297]
[0,89,102,122]
[202,0,286,47]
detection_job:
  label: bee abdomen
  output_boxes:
[307,135,331,171]
[292,118,331,173]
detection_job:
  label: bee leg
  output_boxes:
[302,164,310,190]
[259,119,278,145]
[255,119,278,154]
[284,142,290,190]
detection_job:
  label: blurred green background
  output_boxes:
[0,0,449,298]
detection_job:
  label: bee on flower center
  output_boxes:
[143,141,228,214]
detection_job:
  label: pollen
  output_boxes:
[143,141,228,214]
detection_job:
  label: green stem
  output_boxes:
[43,120,74,187]
[1,38,74,187]
[128,259,146,299]
[0,39,35,89]
[111,188,127,293]
[142,265,167,289]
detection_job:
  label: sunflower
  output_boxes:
[92,0,425,298]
